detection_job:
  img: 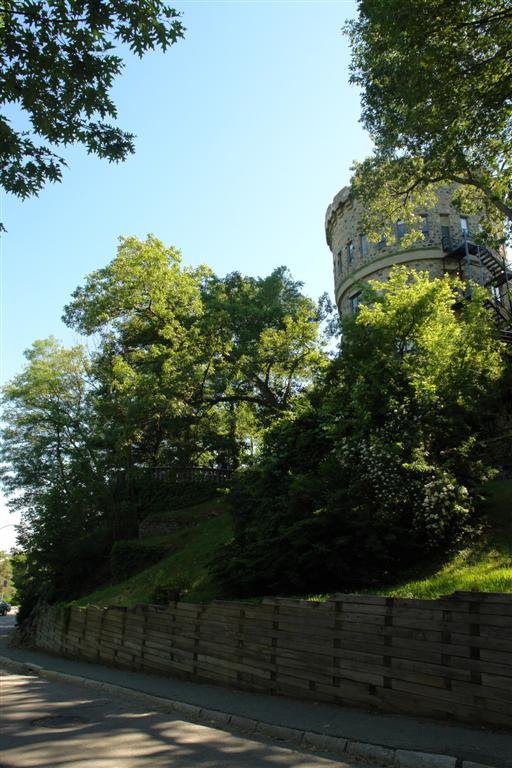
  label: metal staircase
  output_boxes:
[443,234,512,344]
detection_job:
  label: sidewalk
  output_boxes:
[1,619,511,768]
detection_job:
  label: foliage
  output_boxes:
[346,0,512,244]
[0,550,14,602]
[200,270,329,423]
[74,504,232,607]
[372,478,512,598]
[137,480,227,522]
[149,573,190,604]
[63,235,329,470]
[10,552,39,622]
[214,269,509,596]
[2,236,328,609]
[0,1,184,202]
[1,338,114,602]
[110,538,171,581]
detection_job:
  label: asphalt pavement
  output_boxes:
[1,669,364,768]
[1,613,511,768]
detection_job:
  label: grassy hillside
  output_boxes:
[74,498,233,608]
[75,479,512,608]
[373,479,512,599]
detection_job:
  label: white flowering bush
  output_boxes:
[335,423,474,553]
[337,432,420,519]
[417,472,472,543]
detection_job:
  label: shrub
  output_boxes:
[213,271,509,598]
[149,574,190,604]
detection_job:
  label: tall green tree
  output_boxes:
[346,0,512,244]
[63,235,209,470]
[0,1,184,201]
[214,269,509,597]
[1,338,111,603]
[0,551,14,602]
[63,237,330,469]
[199,269,329,419]
[3,237,331,608]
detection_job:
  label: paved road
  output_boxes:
[0,669,360,768]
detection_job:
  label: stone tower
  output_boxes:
[325,186,507,318]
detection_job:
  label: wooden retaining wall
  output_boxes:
[32,592,512,728]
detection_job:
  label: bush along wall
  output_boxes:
[29,591,512,728]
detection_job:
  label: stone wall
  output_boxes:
[31,591,512,728]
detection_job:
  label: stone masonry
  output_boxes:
[325,186,486,316]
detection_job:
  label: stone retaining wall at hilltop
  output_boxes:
[30,592,512,728]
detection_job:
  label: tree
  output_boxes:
[214,268,509,597]
[0,550,13,602]
[63,237,330,469]
[3,237,331,609]
[64,235,217,473]
[0,1,184,201]
[346,0,512,244]
[1,338,112,604]
[199,269,329,422]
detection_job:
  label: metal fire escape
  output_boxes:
[442,232,512,343]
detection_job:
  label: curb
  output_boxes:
[0,654,499,768]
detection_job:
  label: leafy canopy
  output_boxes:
[214,268,509,597]
[0,1,184,200]
[2,237,330,607]
[62,236,329,468]
[346,0,512,244]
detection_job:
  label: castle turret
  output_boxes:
[325,186,485,316]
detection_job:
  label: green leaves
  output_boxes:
[0,1,185,199]
[347,0,512,243]
[3,235,331,605]
[215,267,510,597]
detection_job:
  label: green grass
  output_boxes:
[376,548,512,599]
[75,479,512,608]
[74,498,233,608]
[372,478,512,599]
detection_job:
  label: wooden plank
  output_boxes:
[277,646,339,668]
[388,635,470,659]
[195,654,272,680]
[376,686,481,723]
[333,602,389,616]
[193,666,240,686]
[272,619,337,636]
[331,612,387,627]
[479,647,512,665]
[98,629,124,644]
[390,616,477,634]
[451,679,512,705]
[475,603,512,617]
[267,630,334,652]
[314,679,382,706]
[391,678,478,705]
[327,594,388,607]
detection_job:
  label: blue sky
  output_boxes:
[0,0,373,550]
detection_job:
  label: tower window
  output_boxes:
[396,220,407,242]
[440,214,451,250]
[421,215,429,239]
[350,292,361,315]
[460,216,469,236]
[346,240,355,264]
